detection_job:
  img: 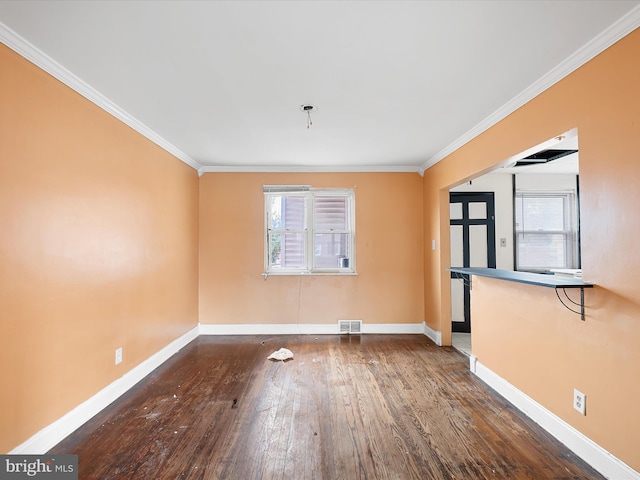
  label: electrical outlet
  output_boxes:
[573,389,586,415]
[115,347,123,365]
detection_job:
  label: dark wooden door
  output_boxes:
[450,192,496,333]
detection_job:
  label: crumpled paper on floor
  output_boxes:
[267,347,294,361]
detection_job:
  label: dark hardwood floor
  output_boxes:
[50,335,603,479]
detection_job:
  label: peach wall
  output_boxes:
[199,173,424,327]
[422,29,640,469]
[0,44,199,452]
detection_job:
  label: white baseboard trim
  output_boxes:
[423,322,442,346]
[473,360,640,480]
[199,323,424,335]
[469,354,478,373]
[10,326,199,455]
[362,323,424,334]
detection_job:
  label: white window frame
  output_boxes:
[264,186,356,275]
[515,191,579,272]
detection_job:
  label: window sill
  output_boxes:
[262,271,358,278]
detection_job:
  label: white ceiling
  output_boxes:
[0,1,639,173]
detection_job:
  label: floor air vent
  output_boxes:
[339,320,362,334]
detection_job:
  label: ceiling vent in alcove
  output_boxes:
[514,149,578,167]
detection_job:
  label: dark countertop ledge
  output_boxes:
[447,267,594,289]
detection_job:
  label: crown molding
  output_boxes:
[420,5,640,174]
[0,21,202,172]
[198,164,421,176]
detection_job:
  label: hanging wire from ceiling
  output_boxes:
[300,104,316,129]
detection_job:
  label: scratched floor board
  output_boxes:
[50,335,603,479]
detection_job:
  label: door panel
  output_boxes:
[450,279,465,323]
[450,223,466,326]
[469,225,488,268]
[450,225,464,267]
[450,192,496,333]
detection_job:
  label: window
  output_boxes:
[515,192,579,271]
[264,186,355,275]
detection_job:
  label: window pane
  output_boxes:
[468,202,487,220]
[450,225,463,267]
[451,279,465,323]
[515,196,565,231]
[517,233,567,269]
[469,225,488,267]
[449,203,463,220]
[269,233,306,268]
[314,196,348,230]
[269,195,305,230]
[314,233,350,268]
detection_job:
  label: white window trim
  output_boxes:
[263,187,356,276]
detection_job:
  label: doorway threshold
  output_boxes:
[452,333,471,356]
